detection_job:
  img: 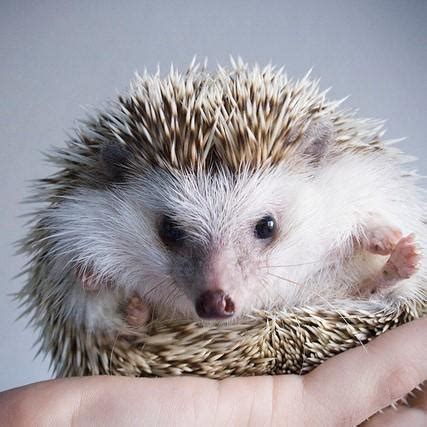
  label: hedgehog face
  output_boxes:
[46,163,337,321]
[130,167,324,320]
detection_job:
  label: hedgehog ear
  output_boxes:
[98,143,131,183]
[299,119,334,164]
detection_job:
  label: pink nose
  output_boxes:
[195,290,235,319]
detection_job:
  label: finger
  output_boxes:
[364,407,427,427]
[0,376,218,426]
[412,385,427,410]
[0,378,83,426]
[363,385,427,426]
[301,317,427,426]
[363,388,427,427]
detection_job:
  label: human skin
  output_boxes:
[0,317,426,427]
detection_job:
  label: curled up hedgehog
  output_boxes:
[19,60,426,379]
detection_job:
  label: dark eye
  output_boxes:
[159,216,185,246]
[255,215,276,239]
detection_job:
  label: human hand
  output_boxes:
[1,317,426,426]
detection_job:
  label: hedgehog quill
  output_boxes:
[19,60,426,377]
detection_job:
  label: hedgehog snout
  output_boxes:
[195,290,235,319]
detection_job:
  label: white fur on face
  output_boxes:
[46,153,426,325]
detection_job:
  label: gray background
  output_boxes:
[1,0,426,391]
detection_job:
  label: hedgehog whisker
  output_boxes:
[259,277,277,309]
[260,260,323,268]
[142,277,174,300]
[252,279,268,307]
[266,272,302,286]
[163,288,184,313]
[160,282,183,309]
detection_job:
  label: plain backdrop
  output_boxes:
[1,0,426,391]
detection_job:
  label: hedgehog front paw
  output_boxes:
[363,234,421,295]
[125,293,151,327]
[383,234,421,281]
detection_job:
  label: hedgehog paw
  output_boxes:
[382,234,421,281]
[363,234,421,296]
[125,294,151,327]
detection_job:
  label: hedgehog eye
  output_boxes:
[159,216,185,246]
[254,215,276,239]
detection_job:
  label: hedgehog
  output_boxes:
[18,59,426,378]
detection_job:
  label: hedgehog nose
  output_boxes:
[195,290,235,319]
